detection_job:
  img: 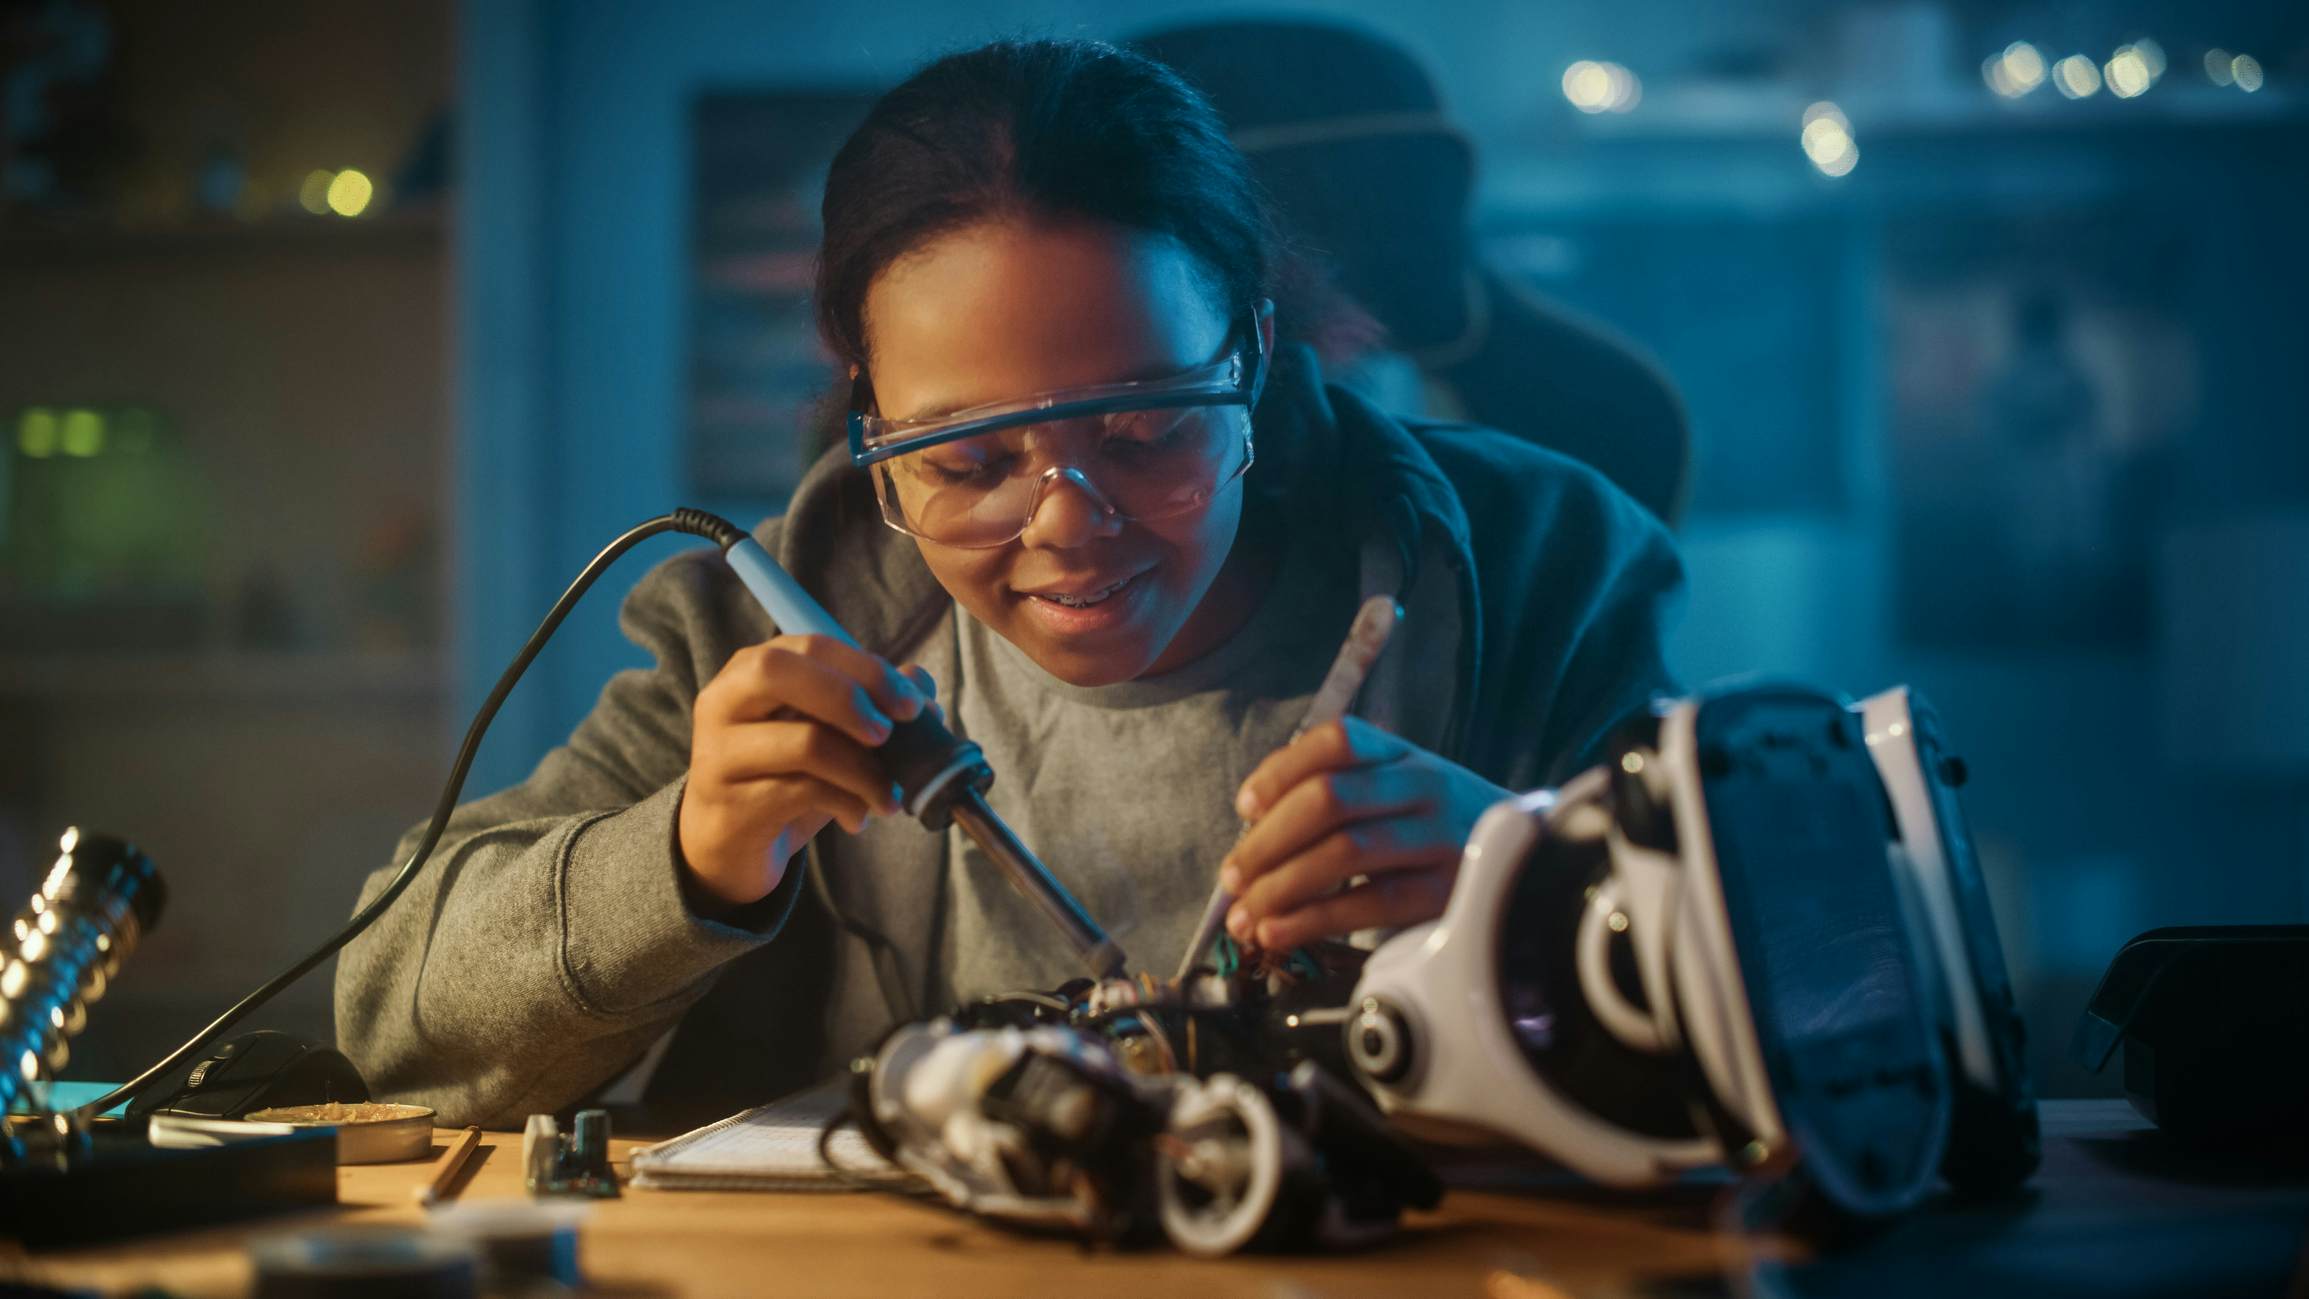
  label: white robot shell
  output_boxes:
[1855,687,2041,1192]
[1349,683,1992,1219]
[1347,777,1718,1187]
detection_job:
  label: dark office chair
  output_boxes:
[1134,18,1692,525]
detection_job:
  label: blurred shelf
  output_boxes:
[1480,83,2307,220]
[0,651,446,704]
[1558,84,2306,142]
[0,210,445,267]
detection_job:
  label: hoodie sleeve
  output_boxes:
[1425,428,1687,791]
[332,540,803,1127]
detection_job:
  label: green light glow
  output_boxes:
[60,409,105,457]
[17,408,59,458]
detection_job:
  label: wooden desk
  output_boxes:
[5,1101,2304,1297]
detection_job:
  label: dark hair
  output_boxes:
[814,39,1278,369]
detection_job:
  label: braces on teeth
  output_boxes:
[1042,578,1130,607]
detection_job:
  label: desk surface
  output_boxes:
[5,1101,2305,1298]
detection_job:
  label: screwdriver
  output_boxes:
[1172,594,1401,981]
[716,533,1126,979]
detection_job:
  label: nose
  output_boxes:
[1021,467,1124,549]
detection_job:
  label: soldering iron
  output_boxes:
[53,508,1119,1122]
[690,512,1125,978]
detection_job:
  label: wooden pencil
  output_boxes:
[415,1124,484,1206]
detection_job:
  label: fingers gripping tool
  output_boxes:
[715,532,1127,979]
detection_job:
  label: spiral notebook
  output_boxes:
[629,1082,918,1192]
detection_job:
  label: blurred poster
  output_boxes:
[1884,219,2196,649]
[687,91,879,498]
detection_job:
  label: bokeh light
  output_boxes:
[1562,60,1641,114]
[16,408,59,459]
[1800,101,1857,177]
[1605,64,1641,112]
[2132,39,2168,82]
[298,169,335,216]
[2231,54,2264,93]
[326,168,375,218]
[1563,61,1612,112]
[1983,41,2047,98]
[2205,48,2234,86]
[59,409,104,458]
[2053,54,2102,99]
[2105,46,2153,99]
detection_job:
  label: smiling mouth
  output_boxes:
[1025,571,1146,609]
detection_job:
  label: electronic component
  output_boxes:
[847,1011,1436,1254]
[1158,1062,1439,1255]
[523,1109,620,1198]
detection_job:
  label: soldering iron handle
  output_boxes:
[721,535,988,826]
[713,527,1117,976]
[722,538,858,649]
[881,712,992,829]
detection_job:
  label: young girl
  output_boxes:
[337,38,1682,1127]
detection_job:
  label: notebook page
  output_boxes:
[630,1082,912,1189]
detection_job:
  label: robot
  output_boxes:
[845,682,2037,1249]
[844,960,1439,1255]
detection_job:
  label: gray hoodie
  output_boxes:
[333,347,1684,1127]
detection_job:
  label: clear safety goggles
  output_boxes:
[847,315,1266,549]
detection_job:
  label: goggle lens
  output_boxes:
[871,406,1251,547]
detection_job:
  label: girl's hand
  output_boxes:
[678,635,934,907]
[1220,718,1508,951]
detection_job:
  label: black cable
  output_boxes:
[815,1107,930,1197]
[805,851,921,1027]
[79,511,734,1118]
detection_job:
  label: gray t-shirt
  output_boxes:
[930,535,1355,1002]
